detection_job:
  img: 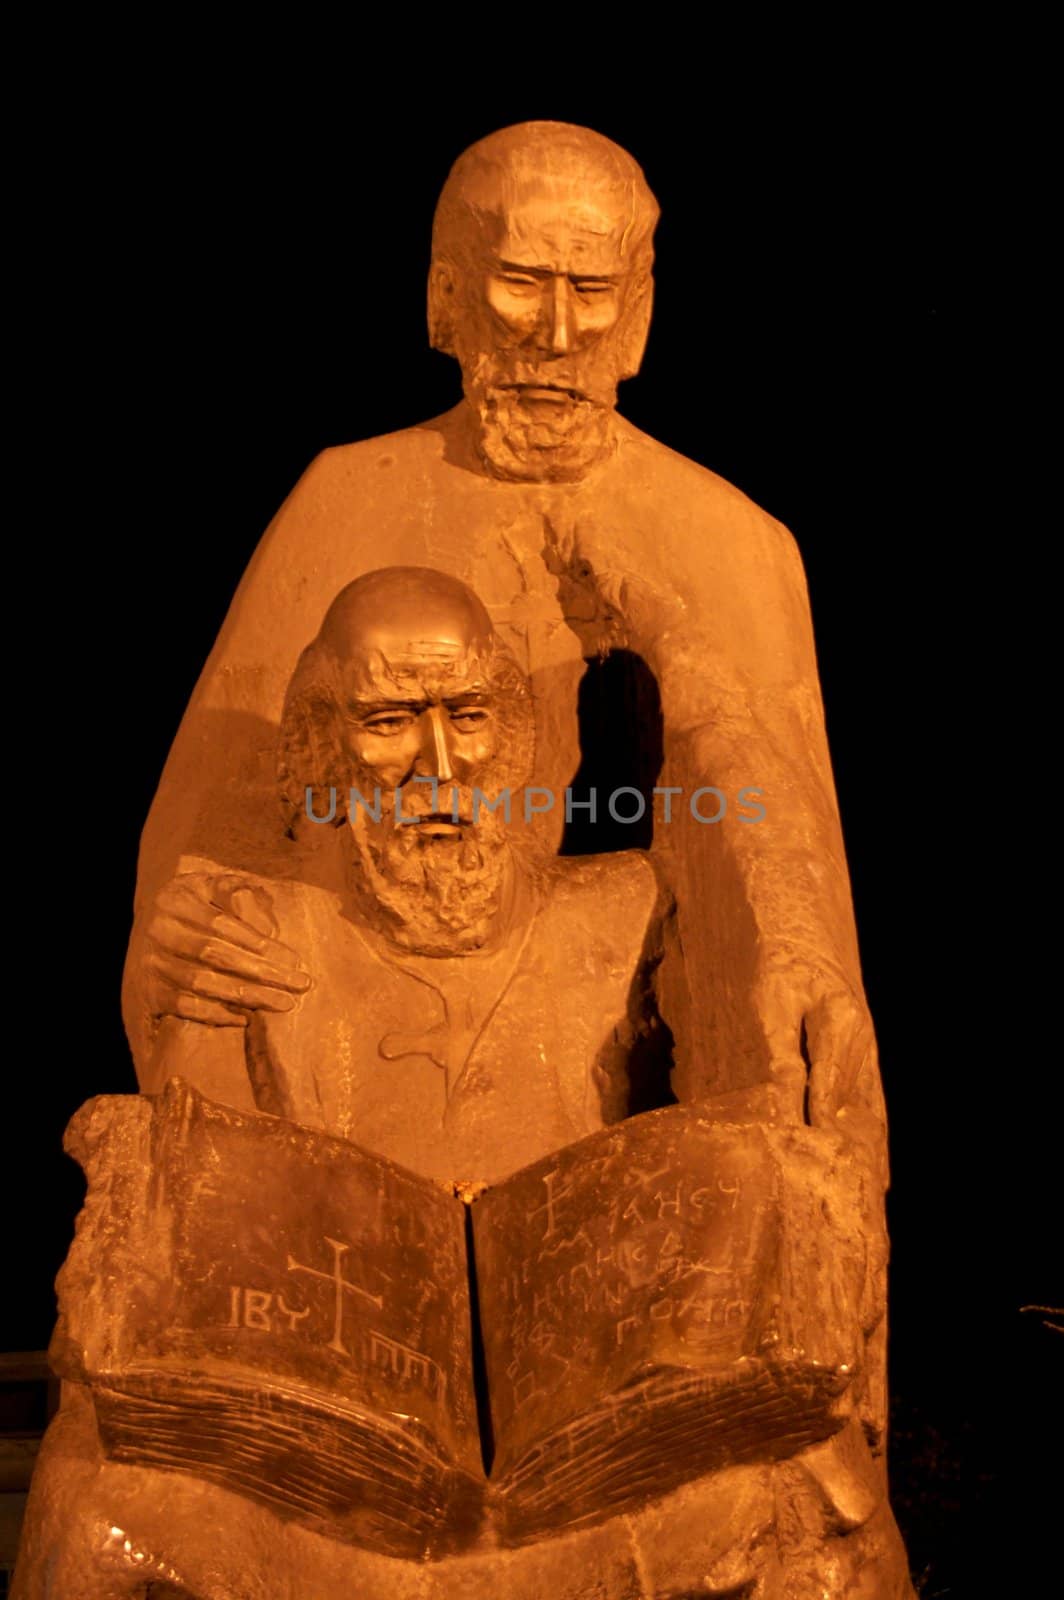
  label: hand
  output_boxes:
[144,873,310,1027]
[756,956,887,1175]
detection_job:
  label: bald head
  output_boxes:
[431,121,659,287]
[279,566,534,825]
[318,566,494,675]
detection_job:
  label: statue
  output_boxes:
[123,120,882,1172]
[144,565,670,1175]
[16,566,912,1595]
[14,121,917,1596]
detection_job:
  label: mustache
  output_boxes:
[389,783,483,824]
[468,356,613,409]
[494,381,602,408]
[497,376,592,402]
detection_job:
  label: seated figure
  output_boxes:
[144,563,670,1178]
[14,569,913,1600]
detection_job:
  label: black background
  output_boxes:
[8,47,1054,1594]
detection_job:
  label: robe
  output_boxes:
[148,847,664,1186]
[125,402,864,1114]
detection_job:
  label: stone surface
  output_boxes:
[14,121,914,1598]
[44,1085,884,1565]
[121,124,885,1165]
[477,1107,876,1540]
[50,1084,480,1560]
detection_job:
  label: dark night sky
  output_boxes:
[9,52,1052,1591]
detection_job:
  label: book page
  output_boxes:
[53,1081,483,1555]
[473,1105,868,1535]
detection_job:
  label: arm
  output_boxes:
[631,503,887,1181]
[121,447,354,1076]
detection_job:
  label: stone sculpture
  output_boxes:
[123,120,883,1169]
[13,121,915,1598]
[145,566,669,1177]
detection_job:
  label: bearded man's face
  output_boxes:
[435,172,653,483]
[349,780,512,958]
[344,669,514,956]
[331,605,531,956]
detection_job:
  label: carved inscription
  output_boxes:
[502,1161,762,1348]
[226,1286,311,1333]
[530,1166,577,1241]
[286,1235,384,1356]
[219,1237,446,1402]
[62,1081,482,1488]
[473,1111,781,1468]
[222,1238,388,1357]
[369,1330,446,1400]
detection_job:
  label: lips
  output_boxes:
[414,814,473,837]
[503,382,585,405]
[520,386,577,403]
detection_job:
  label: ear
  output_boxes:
[617,273,654,382]
[427,259,458,356]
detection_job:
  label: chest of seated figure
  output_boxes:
[257,860,658,1186]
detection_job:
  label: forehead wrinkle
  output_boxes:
[393,637,468,660]
[350,695,425,714]
[492,230,629,283]
[343,645,492,705]
[471,167,636,250]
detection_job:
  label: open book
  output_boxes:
[51,1081,867,1558]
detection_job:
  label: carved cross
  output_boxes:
[286,1235,383,1356]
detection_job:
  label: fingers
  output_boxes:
[167,993,249,1027]
[755,966,878,1131]
[753,960,886,1180]
[804,990,877,1125]
[149,913,310,993]
[214,878,280,942]
[147,874,309,1005]
[148,952,301,1015]
[154,879,297,963]
[144,872,311,1027]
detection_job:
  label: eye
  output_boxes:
[573,280,614,298]
[361,711,416,735]
[497,272,540,291]
[449,707,491,732]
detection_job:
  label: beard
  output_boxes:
[347,787,511,956]
[459,351,617,484]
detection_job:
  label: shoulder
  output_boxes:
[215,408,466,648]
[291,406,462,497]
[540,850,664,928]
[612,413,757,508]
[609,414,804,568]
[527,853,665,985]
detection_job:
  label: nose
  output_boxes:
[544,275,571,354]
[415,706,454,784]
